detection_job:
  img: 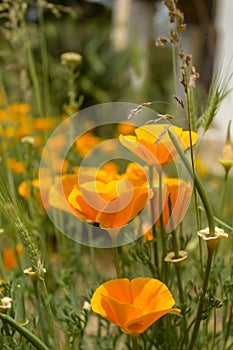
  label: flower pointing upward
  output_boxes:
[91,277,180,336]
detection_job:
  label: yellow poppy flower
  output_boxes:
[91,277,180,336]
[119,124,198,166]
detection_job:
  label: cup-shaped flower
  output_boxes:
[197,226,228,252]
[91,277,180,336]
[164,250,188,267]
[68,178,149,228]
[119,124,198,166]
[49,164,150,229]
[153,177,192,232]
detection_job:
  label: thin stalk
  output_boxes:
[131,336,139,350]
[185,79,201,233]
[198,207,204,277]
[38,4,50,116]
[168,129,215,236]
[223,301,233,349]
[198,206,233,232]
[168,196,179,258]
[111,232,122,278]
[87,226,98,281]
[219,170,229,216]
[0,254,6,280]
[171,43,177,96]
[149,165,159,277]
[0,313,49,350]
[27,45,43,117]
[158,169,167,283]
[113,246,122,279]
[210,308,217,350]
[41,278,60,350]
[187,249,214,350]
[168,197,186,317]
[33,280,49,346]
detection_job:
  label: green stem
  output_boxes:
[198,206,233,232]
[219,170,229,216]
[223,301,233,349]
[87,226,98,281]
[168,129,215,236]
[198,207,204,278]
[158,170,167,283]
[149,165,159,277]
[41,279,59,350]
[168,196,179,259]
[131,336,139,350]
[210,308,217,350]
[33,280,49,346]
[187,249,214,350]
[113,246,122,279]
[0,253,6,280]
[0,313,49,350]
[27,45,43,117]
[171,43,177,96]
[185,74,201,233]
[38,4,50,117]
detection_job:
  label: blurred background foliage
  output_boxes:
[0,0,174,116]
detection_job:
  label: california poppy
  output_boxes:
[3,245,22,270]
[68,178,149,228]
[91,277,180,336]
[119,124,198,166]
[155,177,192,232]
[49,163,150,229]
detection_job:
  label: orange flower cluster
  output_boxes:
[45,123,198,234]
[0,102,57,141]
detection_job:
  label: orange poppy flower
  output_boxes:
[7,158,24,174]
[49,164,150,229]
[122,162,148,186]
[68,178,149,228]
[91,277,180,336]
[154,177,192,232]
[3,245,22,270]
[19,177,58,209]
[76,132,102,157]
[119,124,198,166]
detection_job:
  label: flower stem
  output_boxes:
[219,170,229,216]
[113,246,122,278]
[33,280,49,346]
[149,165,159,277]
[158,170,167,283]
[0,313,49,350]
[168,130,215,236]
[131,336,139,350]
[187,249,214,350]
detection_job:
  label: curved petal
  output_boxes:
[130,278,176,311]
[124,307,180,334]
[91,279,132,315]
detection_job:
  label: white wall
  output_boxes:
[208,0,233,140]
